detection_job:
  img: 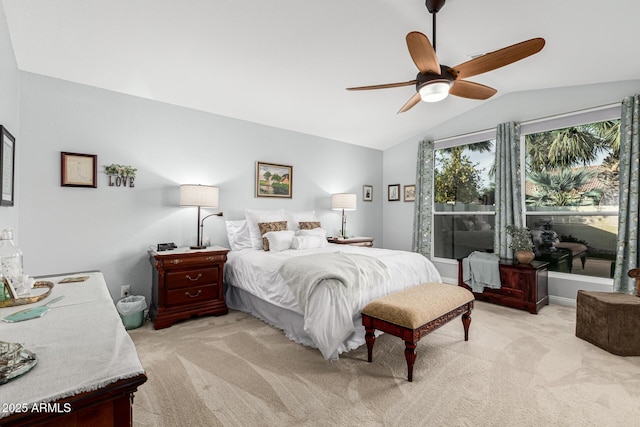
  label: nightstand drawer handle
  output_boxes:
[171,259,181,264]
[206,256,215,261]
[185,290,202,298]
[186,273,202,281]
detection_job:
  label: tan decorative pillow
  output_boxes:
[299,221,321,230]
[258,221,288,251]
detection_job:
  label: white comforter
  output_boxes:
[224,245,441,359]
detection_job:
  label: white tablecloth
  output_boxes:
[0,271,145,418]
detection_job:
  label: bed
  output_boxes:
[223,209,442,360]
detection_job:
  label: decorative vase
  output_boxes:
[515,250,535,264]
[0,229,23,282]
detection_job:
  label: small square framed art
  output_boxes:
[404,184,416,202]
[363,185,373,201]
[61,152,97,188]
[388,184,400,201]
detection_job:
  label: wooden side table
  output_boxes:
[149,246,229,329]
[327,237,374,247]
[458,258,549,314]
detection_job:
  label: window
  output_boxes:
[433,136,496,259]
[524,118,620,278]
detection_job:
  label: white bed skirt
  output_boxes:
[225,285,368,359]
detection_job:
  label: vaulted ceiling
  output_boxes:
[3,0,640,150]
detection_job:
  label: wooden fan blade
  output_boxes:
[449,80,497,100]
[406,31,440,74]
[346,80,417,91]
[449,38,545,80]
[397,92,422,114]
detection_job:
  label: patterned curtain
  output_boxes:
[613,95,640,294]
[493,122,523,259]
[412,139,434,258]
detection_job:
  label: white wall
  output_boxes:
[17,72,383,302]
[380,137,418,251]
[383,80,640,303]
[0,5,20,236]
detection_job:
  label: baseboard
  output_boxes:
[549,295,576,307]
[441,276,457,285]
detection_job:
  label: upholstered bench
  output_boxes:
[575,290,640,356]
[362,282,474,382]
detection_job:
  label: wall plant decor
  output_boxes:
[105,164,137,188]
[61,152,97,188]
[0,126,15,206]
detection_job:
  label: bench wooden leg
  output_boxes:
[404,341,417,382]
[462,310,472,341]
[365,327,376,362]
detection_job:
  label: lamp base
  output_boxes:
[190,245,207,250]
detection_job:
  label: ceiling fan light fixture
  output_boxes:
[418,79,452,102]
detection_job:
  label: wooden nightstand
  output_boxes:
[149,246,229,329]
[327,237,374,247]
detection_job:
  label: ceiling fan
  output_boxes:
[346,0,545,113]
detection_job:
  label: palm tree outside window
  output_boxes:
[524,119,620,278]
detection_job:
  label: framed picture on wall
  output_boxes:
[404,184,416,202]
[256,161,293,198]
[0,126,15,206]
[61,152,98,188]
[388,184,400,201]
[363,185,373,201]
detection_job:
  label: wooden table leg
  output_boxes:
[462,310,472,341]
[404,341,417,382]
[365,327,376,362]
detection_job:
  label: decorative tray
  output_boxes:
[0,341,37,385]
[0,281,54,308]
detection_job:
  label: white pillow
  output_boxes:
[263,230,295,252]
[287,210,317,231]
[244,208,287,250]
[291,235,328,249]
[296,228,328,239]
[225,220,253,251]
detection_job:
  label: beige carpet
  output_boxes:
[129,302,640,426]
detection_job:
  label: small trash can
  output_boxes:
[116,295,147,330]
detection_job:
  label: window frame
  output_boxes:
[430,104,621,281]
[432,129,497,262]
[519,106,621,278]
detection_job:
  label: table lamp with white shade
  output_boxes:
[180,184,223,249]
[331,193,357,238]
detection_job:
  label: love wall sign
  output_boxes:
[108,175,135,188]
[105,164,136,188]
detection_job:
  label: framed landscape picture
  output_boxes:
[256,161,292,198]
